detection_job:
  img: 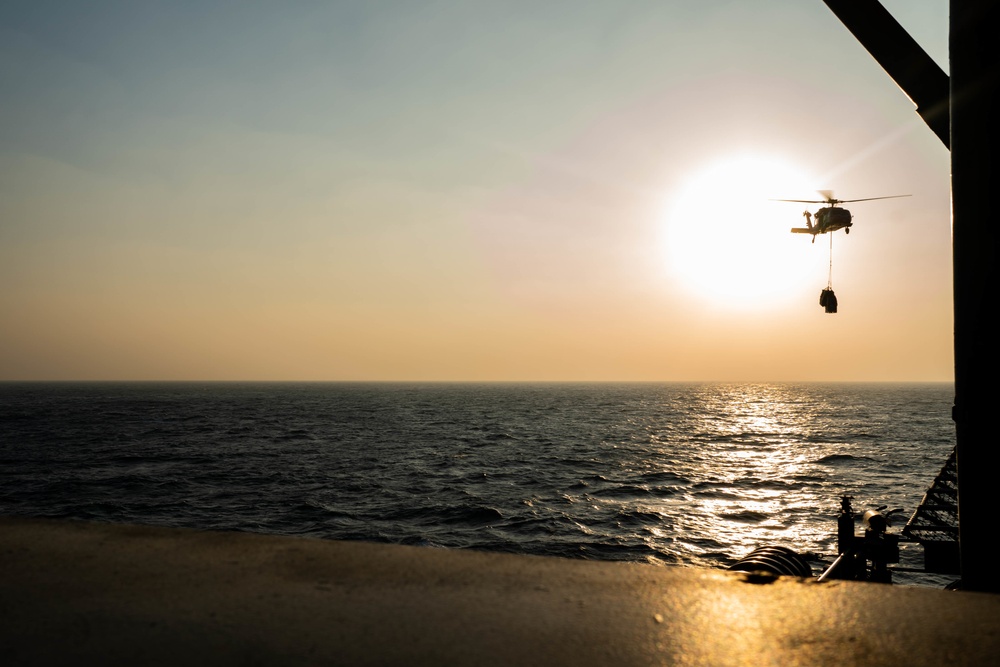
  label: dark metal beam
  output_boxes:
[822,0,950,149]
[950,0,1000,594]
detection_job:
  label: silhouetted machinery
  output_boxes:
[729,450,960,585]
[728,546,813,579]
[817,497,902,583]
[727,499,902,583]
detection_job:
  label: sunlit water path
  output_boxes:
[1,382,955,585]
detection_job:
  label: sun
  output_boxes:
[660,155,820,310]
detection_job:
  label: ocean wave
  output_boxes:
[0,381,955,579]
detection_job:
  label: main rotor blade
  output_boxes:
[836,194,912,203]
[770,194,911,204]
[818,189,835,203]
[769,198,825,204]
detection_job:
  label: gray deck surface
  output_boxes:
[2,516,998,666]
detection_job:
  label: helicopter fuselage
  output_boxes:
[791,206,853,236]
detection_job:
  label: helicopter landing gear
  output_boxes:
[845,228,850,234]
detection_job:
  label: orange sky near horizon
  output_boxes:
[0,1,952,382]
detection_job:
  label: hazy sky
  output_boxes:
[1,1,951,381]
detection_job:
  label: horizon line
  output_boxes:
[0,378,956,384]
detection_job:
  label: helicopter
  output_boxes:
[772,191,910,243]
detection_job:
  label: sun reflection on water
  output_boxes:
[645,383,845,567]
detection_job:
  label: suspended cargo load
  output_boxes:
[819,288,838,313]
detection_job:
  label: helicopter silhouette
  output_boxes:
[772,191,910,243]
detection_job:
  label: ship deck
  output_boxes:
[2,516,998,666]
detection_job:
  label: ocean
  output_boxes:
[0,381,956,586]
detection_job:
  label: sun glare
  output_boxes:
[661,155,819,310]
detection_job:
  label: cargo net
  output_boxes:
[902,445,958,543]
